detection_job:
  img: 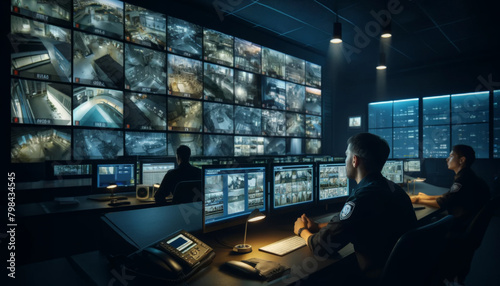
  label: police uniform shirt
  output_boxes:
[436,168,490,230]
[154,162,202,205]
[307,172,417,277]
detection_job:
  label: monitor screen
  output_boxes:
[203,165,266,232]
[73,129,124,160]
[318,163,349,202]
[203,28,234,67]
[204,134,234,157]
[141,162,175,186]
[262,47,285,80]
[49,161,92,179]
[286,82,305,113]
[11,126,71,163]
[381,160,404,184]
[124,3,166,51]
[203,62,234,103]
[167,16,203,59]
[262,77,286,110]
[124,43,167,94]
[95,162,135,190]
[203,102,234,134]
[234,38,261,74]
[167,97,203,132]
[72,86,124,128]
[234,106,262,135]
[125,131,167,156]
[404,159,421,173]
[124,92,167,131]
[285,55,305,85]
[73,0,124,40]
[234,136,264,157]
[272,163,314,211]
[167,54,203,99]
[305,61,321,88]
[234,70,261,107]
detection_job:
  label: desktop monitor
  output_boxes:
[381,160,404,184]
[271,163,315,213]
[47,160,92,180]
[92,160,136,194]
[317,163,350,204]
[202,164,267,233]
[140,161,176,186]
[404,159,421,173]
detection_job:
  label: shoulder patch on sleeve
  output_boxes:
[450,183,462,193]
[340,201,355,220]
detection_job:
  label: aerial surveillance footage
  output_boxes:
[124,43,167,94]
[125,3,166,50]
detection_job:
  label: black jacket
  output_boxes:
[154,162,202,205]
[307,172,417,279]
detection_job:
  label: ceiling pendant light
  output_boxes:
[330,8,342,44]
[381,21,392,38]
[376,52,387,70]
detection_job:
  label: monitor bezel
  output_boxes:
[202,163,268,234]
[139,157,177,186]
[316,162,350,206]
[269,162,316,215]
[92,158,137,194]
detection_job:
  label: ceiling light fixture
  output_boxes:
[376,52,387,70]
[381,21,392,38]
[330,8,342,44]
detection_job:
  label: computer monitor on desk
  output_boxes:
[202,164,267,233]
[271,163,315,214]
[89,161,136,201]
[140,160,175,186]
[317,163,349,204]
[381,160,404,184]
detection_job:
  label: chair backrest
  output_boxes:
[378,215,455,286]
[172,180,202,205]
[466,195,500,250]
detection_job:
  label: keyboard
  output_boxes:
[259,235,306,256]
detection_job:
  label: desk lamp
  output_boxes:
[153,183,160,196]
[409,178,426,195]
[233,209,266,253]
[107,184,118,202]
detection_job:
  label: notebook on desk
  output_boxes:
[259,235,306,256]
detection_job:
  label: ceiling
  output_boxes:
[183,0,498,73]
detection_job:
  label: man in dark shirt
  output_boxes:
[294,133,417,281]
[154,145,202,205]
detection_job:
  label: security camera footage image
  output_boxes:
[306,115,322,138]
[305,87,322,115]
[125,43,167,94]
[203,28,233,67]
[72,86,123,128]
[285,55,305,85]
[125,131,166,156]
[273,165,313,208]
[204,62,234,103]
[265,137,286,155]
[73,31,124,89]
[73,0,124,40]
[167,54,203,99]
[204,134,233,157]
[234,70,261,107]
[124,92,166,130]
[306,139,321,154]
[234,38,261,74]
[125,3,166,50]
[10,15,72,83]
[305,61,321,88]
[262,47,285,80]
[262,109,286,136]
[319,164,349,200]
[286,113,305,137]
[167,133,202,156]
[167,16,202,59]
[203,102,234,134]
[167,97,202,132]
[286,82,305,113]
[262,77,286,110]
[234,106,262,135]
[234,136,264,157]
[11,126,71,163]
[11,79,72,126]
[73,129,124,160]
[11,0,71,26]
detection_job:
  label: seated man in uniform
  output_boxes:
[154,145,202,205]
[294,133,417,282]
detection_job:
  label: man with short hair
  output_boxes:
[294,133,417,281]
[154,145,202,205]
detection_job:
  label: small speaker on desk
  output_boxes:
[136,185,156,202]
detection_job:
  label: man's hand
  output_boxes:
[301,214,320,233]
[294,217,306,235]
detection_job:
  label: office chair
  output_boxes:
[378,215,455,286]
[440,195,500,284]
[171,180,202,205]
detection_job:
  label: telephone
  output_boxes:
[125,230,215,283]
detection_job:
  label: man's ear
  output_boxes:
[352,154,360,168]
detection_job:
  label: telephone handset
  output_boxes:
[135,230,215,283]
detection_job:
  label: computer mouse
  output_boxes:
[224,260,260,277]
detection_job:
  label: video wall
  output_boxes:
[10,0,322,163]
